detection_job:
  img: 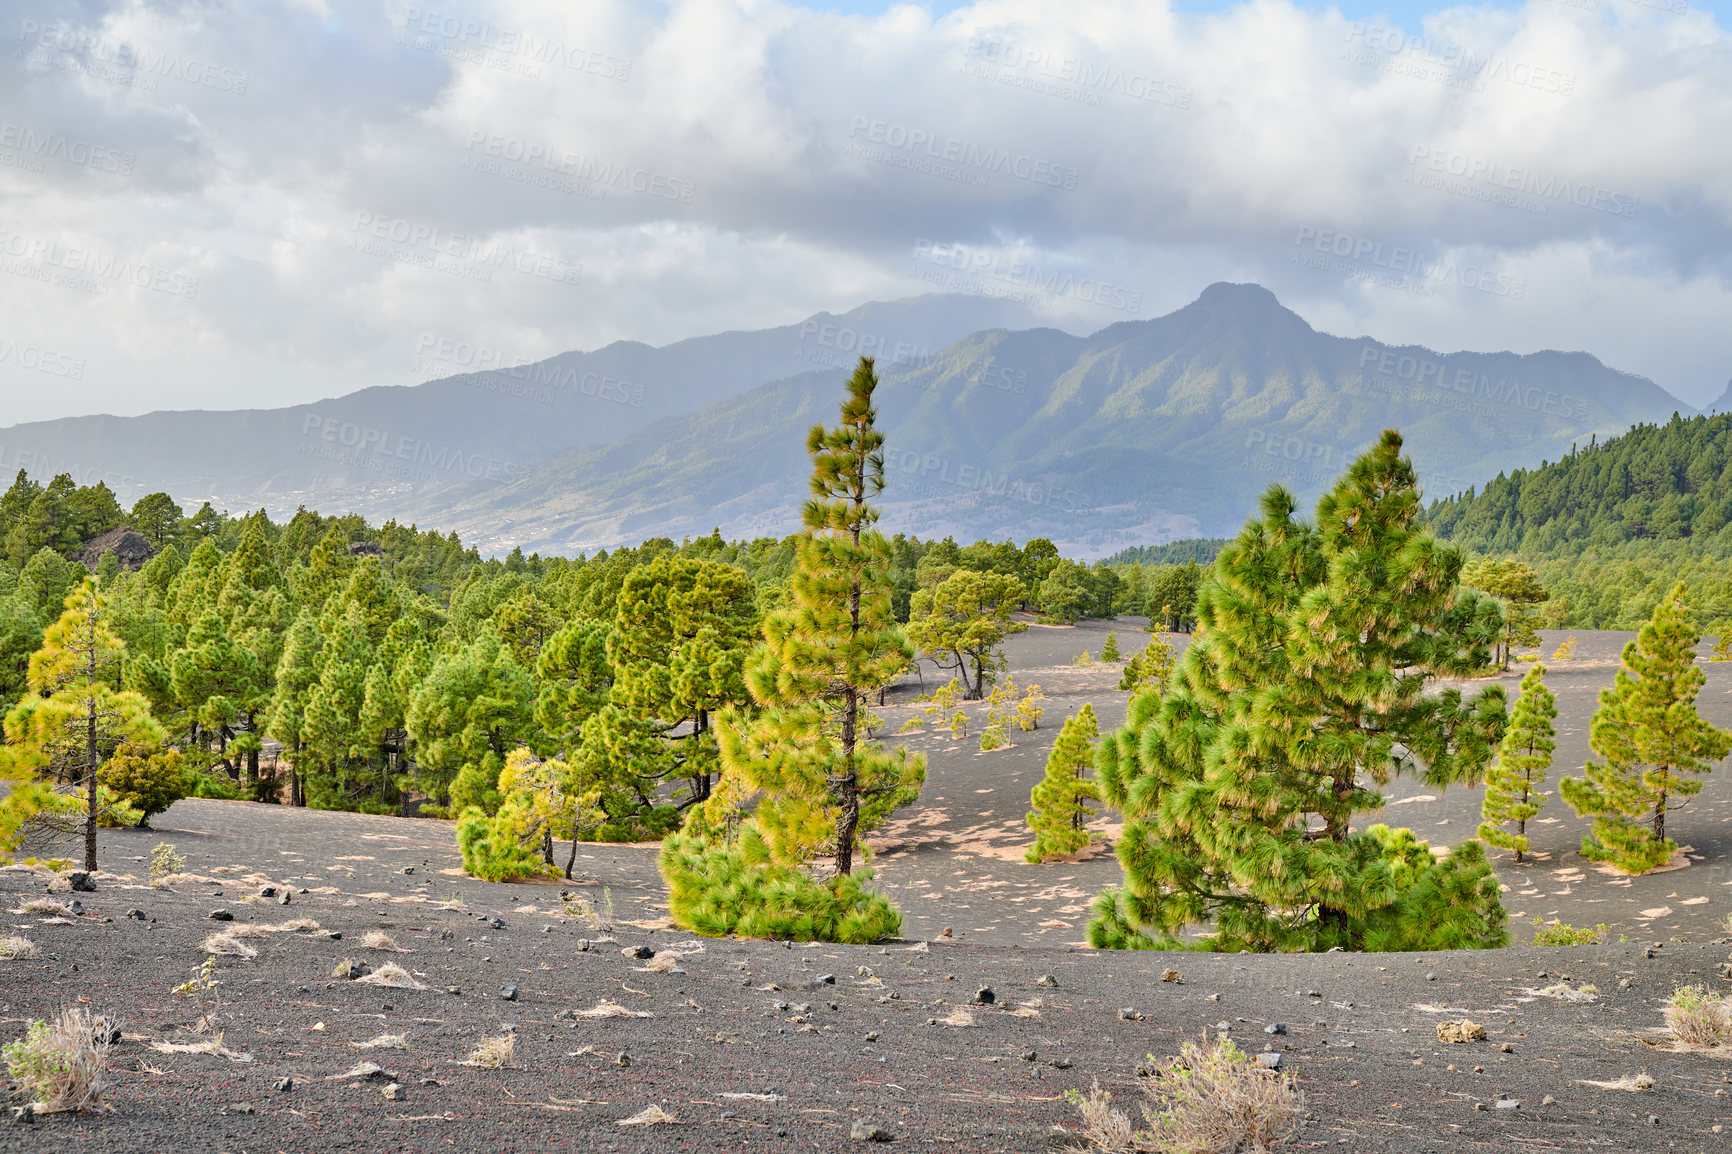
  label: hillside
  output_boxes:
[409,283,1688,556]
[0,294,1043,517]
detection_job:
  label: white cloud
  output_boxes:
[0,0,1728,425]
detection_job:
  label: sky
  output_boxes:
[1,0,1729,425]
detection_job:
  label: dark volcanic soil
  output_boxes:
[1,864,1730,1153]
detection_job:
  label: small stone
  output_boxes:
[974,987,995,1005]
[1437,1020,1486,1044]
[500,984,519,1002]
[1495,1097,1520,1109]
[273,1078,293,1092]
[1305,990,1320,998]
[1161,968,1182,984]
[1035,974,1058,987]
[615,1052,631,1067]
[775,1000,790,1011]
[1426,972,1437,981]
[1535,971,1547,979]
[1646,1114,1659,1126]
[445,986,460,996]
[67,872,96,893]
[402,867,415,875]
[1048,1058,1072,1069]
[1021,1050,1036,1061]
[66,900,84,916]
[1119,1007,1139,1020]
[850,1119,894,1142]
[633,945,656,960]
[1474,1102,1487,1112]
[277,891,292,906]
[225,1103,257,1115]
[792,1003,811,1014]
[815,974,836,986]
[864,1032,879,1042]
[125,909,145,920]
[1541,1096,1555,1106]
[1255,1052,1283,1070]
[1265,1023,1286,1036]
[381,1082,405,1101]
[328,931,342,940]
[10,1104,33,1125]
[258,885,277,898]
[208,909,233,921]
[488,917,506,930]
[1206,993,1221,1001]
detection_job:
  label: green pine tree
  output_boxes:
[660,357,924,942]
[1089,430,1510,954]
[1478,664,1556,863]
[1559,582,1732,873]
[905,568,1027,698]
[1025,703,1101,862]
[1100,632,1121,662]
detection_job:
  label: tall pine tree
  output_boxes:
[1024,703,1101,862]
[1090,431,1510,953]
[1560,582,1731,873]
[1478,664,1556,863]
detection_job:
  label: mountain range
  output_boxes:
[0,284,1690,557]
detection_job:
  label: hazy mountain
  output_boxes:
[0,294,1045,515]
[402,283,1690,557]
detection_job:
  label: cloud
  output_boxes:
[0,0,1728,425]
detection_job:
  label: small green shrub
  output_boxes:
[1664,985,1731,1046]
[1531,918,1606,946]
[455,805,555,883]
[3,1007,110,1113]
[148,842,186,880]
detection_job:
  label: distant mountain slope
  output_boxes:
[1426,411,1732,556]
[0,294,1045,514]
[406,283,1689,557]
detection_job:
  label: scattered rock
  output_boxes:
[66,900,85,916]
[775,1000,791,1012]
[864,1032,879,1042]
[277,891,292,906]
[125,909,145,920]
[1647,1114,1659,1127]
[258,886,277,898]
[1255,1052,1283,1070]
[224,1103,256,1115]
[974,987,995,1005]
[500,984,519,1002]
[10,1104,34,1125]
[1206,993,1221,1001]
[1048,1058,1072,1069]
[328,931,342,941]
[208,909,233,922]
[1500,1043,1515,1053]
[381,1082,406,1101]
[1119,1008,1140,1021]
[401,867,414,875]
[274,1078,293,1092]
[1541,1096,1556,1106]
[1495,1099,1520,1110]
[1035,974,1058,987]
[1020,1050,1036,1061]
[488,918,506,930]
[633,945,656,960]
[66,872,96,893]
[331,958,373,980]
[616,1052,631,1068]
[850,1119,894,1142]
[1265,1023,1286,1036]
[815,974,836,987]
[445,986,461,996]
[1437,1020,1486,1044]
[1161,968,1182,984]
[1426,972,1437,982]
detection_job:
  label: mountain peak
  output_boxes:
[1194,281,1282,309]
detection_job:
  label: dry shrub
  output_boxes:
[1065,1038,1304,1153]
[1664,986,1731,1047]
[462,1033,515,1068]
[1,1008,110,1114]
[354,1034,408,1050]
[0,936,39,960]
[14,898,74,917]
[617,1104,677,1125]
[638,952,684,973]
[223,923,266,939]
[570,1000,653,1019]
[360,931,409,952]
[1580,1072,1655,1092]
[149,1035,253,1062]
[258,918,322,934]
[1536,983,1598,1003]
[355,963,427,990]
[938,1009,977,1027]
[201,933,258,959]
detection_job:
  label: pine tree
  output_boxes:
[660,357,923,942]
[1118,636,1176,694]
[1559,582,1732,873]
[1100,632,1121,662]
[0,579,164,868]
[1025,703,1101,862]
[905,568,1027,699]
[1478,665,1556,863]
[1461,558,1549,669]
[1090,431,1510,953]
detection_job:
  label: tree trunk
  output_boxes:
[1654,788,1667,844]
[84,697,99,872]
[564,831,580,880]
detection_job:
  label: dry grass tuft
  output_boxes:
[147,1034,253,1062]
[258,918,322,934]
[1579,1071,1655,1092]
[1664,986,1731,1048]
[938,1009,977,1027]
[13,898,74,917]
[1065,1038,1304,1153]
[360,930,409,952]
[355,963,427,990]
[200,933,258,959]
[354,1034,408,1050]
[638,952,685,973]
[461,1033,515,1068]
[617,1104,677,1126]
[1,1007,111,1114]
[0,936,40,960]
[570,1000,654,1019]
[223,923,266,939]
[1536,983,1598,1003]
